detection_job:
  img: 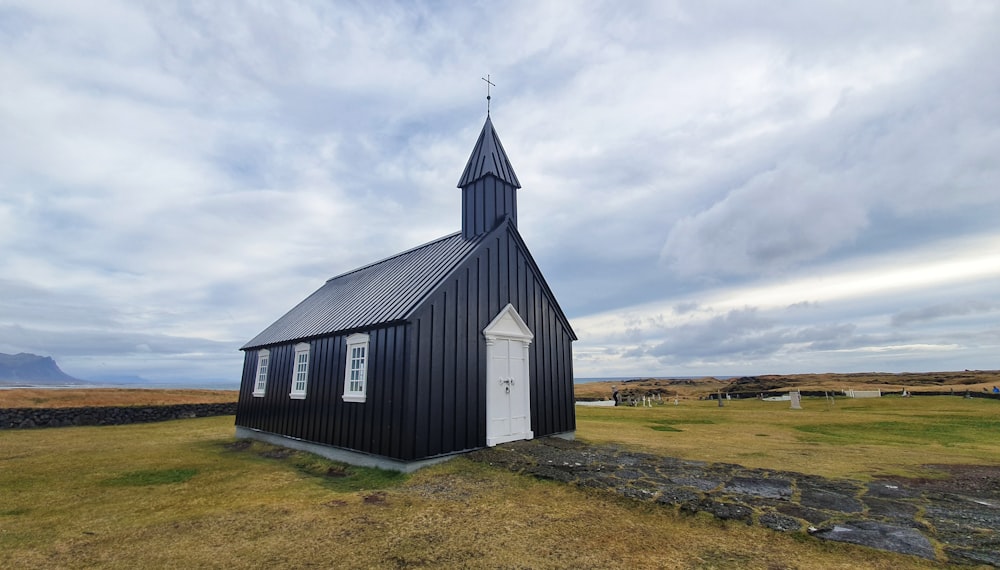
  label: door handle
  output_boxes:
[498,376,514,392]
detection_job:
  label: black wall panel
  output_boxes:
[462,178,518,239]
[235,324,409,459]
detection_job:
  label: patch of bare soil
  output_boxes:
[326,465,349,478]
[407,474,476,502]
[362,492,387,505]
[223,440,252,452]
[258,447,294,460]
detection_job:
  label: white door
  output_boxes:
[485,304,533,447]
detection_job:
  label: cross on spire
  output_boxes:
[482,74,495,115]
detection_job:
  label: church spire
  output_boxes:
[457,116,521,239]
[457,115,521,189]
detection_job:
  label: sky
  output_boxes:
[1,1,998,386]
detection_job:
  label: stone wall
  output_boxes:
[0,403,237,429]
[714,390,1000,400]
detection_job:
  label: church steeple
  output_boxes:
[458,116,521,239]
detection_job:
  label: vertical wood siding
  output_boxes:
[235,324,409,458]
[462,177,517,239]
[405,223,575,458]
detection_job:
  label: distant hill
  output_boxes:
[0,352,87,386]
[574,370,1000,401]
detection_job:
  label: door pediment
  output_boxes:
[484,303,533,343]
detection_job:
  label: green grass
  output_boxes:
[0,415,948,569]
[577,395,1000,479]
[101,468,199,486]
[648,418,716,432]
[795,417,1000,447]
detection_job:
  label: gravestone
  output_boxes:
[790,391,802,410]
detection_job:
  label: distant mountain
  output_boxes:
[0,352,87,385]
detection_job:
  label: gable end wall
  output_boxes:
[403,224,576,459]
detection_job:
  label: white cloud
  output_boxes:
[1,1,998,383]
[574,233,1000,375]
[661,161,870,276]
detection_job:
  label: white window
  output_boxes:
[342,333,369,403]
[252,349,270,397]
[290,342,310,399]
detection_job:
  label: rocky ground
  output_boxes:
[470,438,1000,567]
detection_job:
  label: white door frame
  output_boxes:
[484,303,534,447]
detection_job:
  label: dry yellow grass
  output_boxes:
[0,388,238,408]
[0,416,945,569]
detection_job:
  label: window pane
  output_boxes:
[292,350,309,394]
[343,336,369,400]
[256,357,268,390]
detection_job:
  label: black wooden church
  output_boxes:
[235,113,577,471]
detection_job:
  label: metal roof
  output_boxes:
[457,115,521,189]
[242,232,480,349]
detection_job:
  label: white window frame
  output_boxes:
[252,349,270,397]
[289,342,310,399]
[342,333,369,403]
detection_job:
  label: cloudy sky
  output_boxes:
[2,1,998,385]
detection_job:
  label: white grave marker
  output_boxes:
[790,391,802,410]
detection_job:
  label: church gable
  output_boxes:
[400,218,576,458]
[408,218,576,342]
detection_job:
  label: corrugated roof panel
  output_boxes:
[242,232,479,349]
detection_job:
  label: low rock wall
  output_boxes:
[716,390,1000,400]
[0,403,237,429]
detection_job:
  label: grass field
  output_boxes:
[3,396,997,568]
[576,395,1000,479]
